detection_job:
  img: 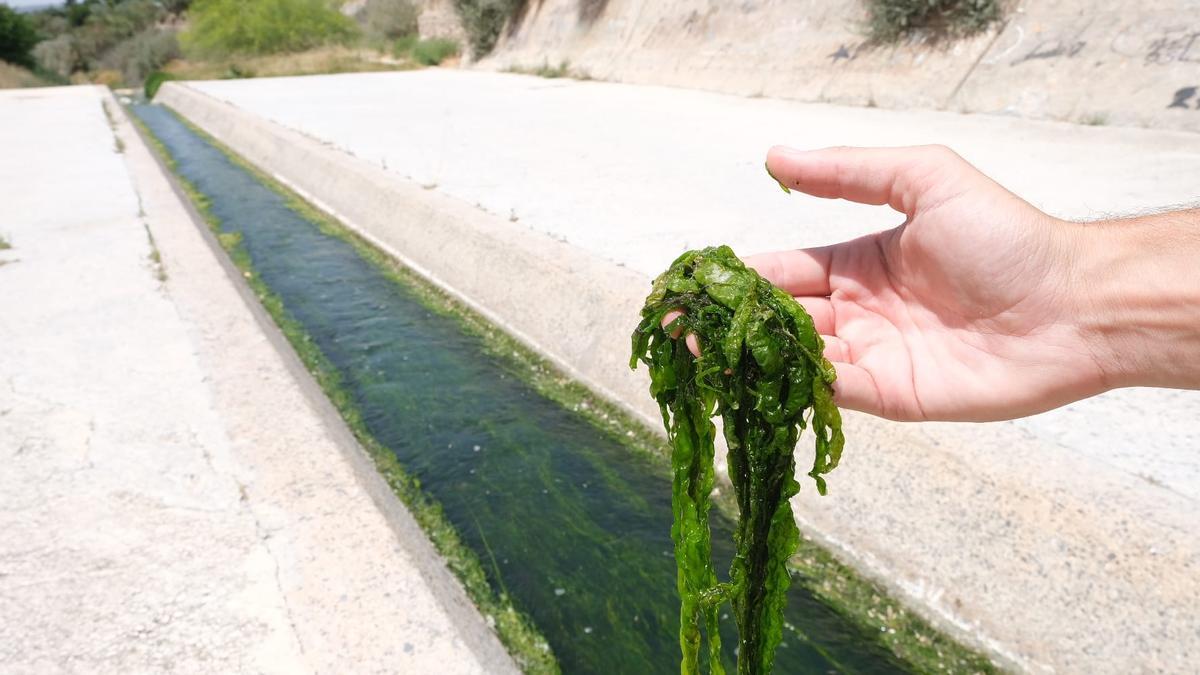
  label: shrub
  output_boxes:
[0,5,39,68]
[144,70,176,98]
[184,0,360,57]
[103,27,181,86]
[362,0,418,40]
[66,2,94,28]
[410,37,458,65]
[392,34,417,57]
[72,0,164,66]
[160,0,194,14]
[453,0,524,58]
[864,0,1002,43]
[27,0,165,80]
[33,34,79,78]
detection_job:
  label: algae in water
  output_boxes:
[631,245,845,674]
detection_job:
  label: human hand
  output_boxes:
[670,145,1118,422]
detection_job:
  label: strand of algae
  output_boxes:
[631,246,844,674]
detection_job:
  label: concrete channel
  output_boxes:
[154,70,1200,673]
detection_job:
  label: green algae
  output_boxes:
[631,246,844,674]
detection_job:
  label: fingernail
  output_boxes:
[661,310,684,338]
[764,161,790,193]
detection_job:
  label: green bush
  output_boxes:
[0,5,39,68]
[33,34,79,78]
[362,0,418,41]
[864,0,1002,43]
[144,69,176,99]
[392,34,417,57]
[27,0,175,83]
[453,0,524,58]
[103,27,181,86]
[410,37,458,65]
[183,0,359,57]
[160,0,194,14]
[72,0,164,65]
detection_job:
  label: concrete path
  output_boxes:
[164,70,1200,673]
[0,85,516,674]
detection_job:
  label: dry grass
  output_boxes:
[0,61,46,89]
[163,45,413,81]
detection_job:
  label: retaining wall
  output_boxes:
[481,0,1200,132]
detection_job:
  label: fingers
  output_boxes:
[743,249,833,297]
[661,309,685,338]
[660,310,701,357]
[766,144,961,215]
[828,362,885,418]
[821,334,850,362]
[795,297,834,334]
[662,300,835,358]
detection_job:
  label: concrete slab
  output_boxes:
[159,71,1200,673]
[0,85,516,674]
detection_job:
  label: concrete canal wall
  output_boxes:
[156,72,1200,673]
[482,0,1200,133]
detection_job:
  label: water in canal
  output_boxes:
[133,103,907,675]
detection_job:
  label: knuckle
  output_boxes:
[922,144,960,164]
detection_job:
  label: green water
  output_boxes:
[133,104,908,675]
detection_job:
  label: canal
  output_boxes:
[132,102,907,675]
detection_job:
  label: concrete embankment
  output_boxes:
[482,0,1200,133]
[0,85,516,674]
[157,71,1200,673]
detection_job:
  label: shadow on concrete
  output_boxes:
[577,0,610,25]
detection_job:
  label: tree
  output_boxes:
[0,6,39,68]
[183,0,358,57]
[160,0,193,14]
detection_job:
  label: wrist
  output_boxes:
[1069,210,1200,391]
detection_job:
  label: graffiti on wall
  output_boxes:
[828,43,863,63]
[1012,35,1087,64]
[1145,30,1200,65]
[1168,86,1200,109]
[1003,21,1200,66]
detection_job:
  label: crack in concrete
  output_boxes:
[188,430,311,666]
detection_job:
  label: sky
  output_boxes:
[4,0,64,9]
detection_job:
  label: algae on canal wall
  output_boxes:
[131,102,997,674]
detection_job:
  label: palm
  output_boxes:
[755,145,1105,421]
